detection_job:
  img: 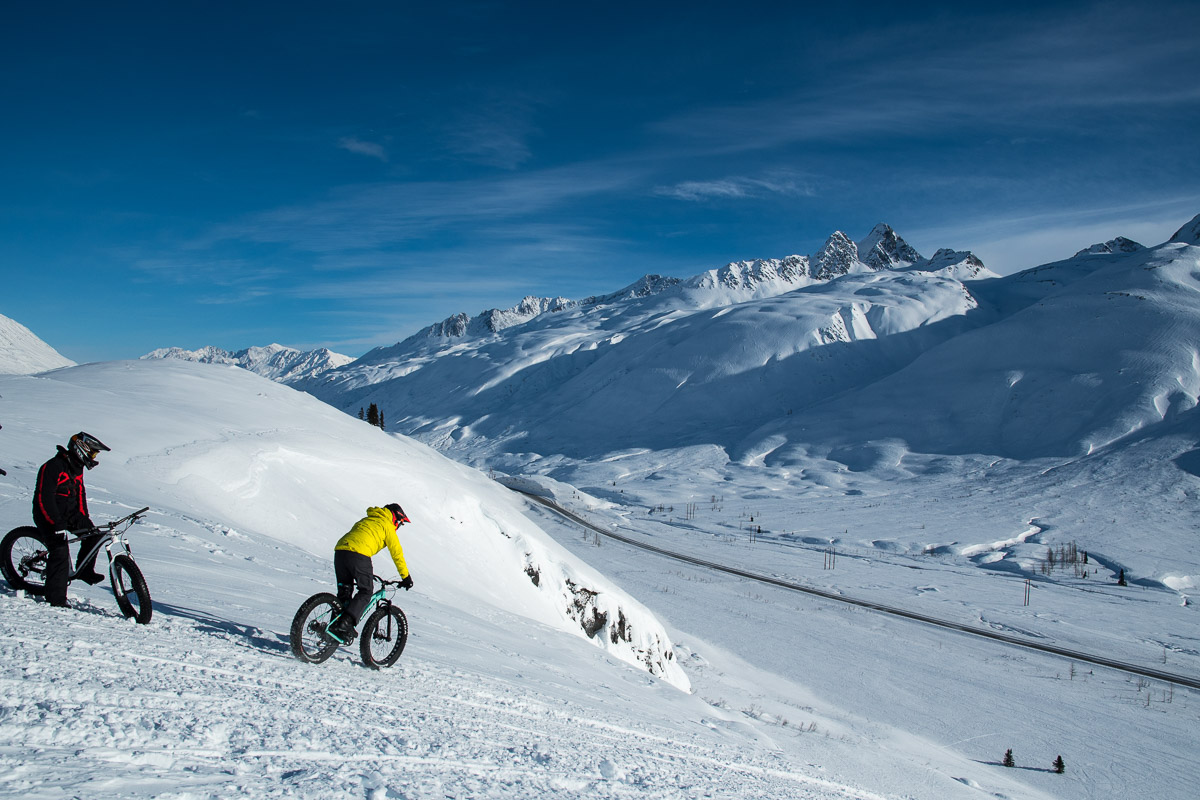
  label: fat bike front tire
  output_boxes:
[360,603,408,669]
[1,527,51,595]
[291,592,341,664]
[110,554,153,624]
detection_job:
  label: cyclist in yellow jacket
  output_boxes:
[327,503,412,643]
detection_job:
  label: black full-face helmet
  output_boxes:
[68,431,110,470]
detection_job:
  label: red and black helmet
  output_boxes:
[384,503,410,526]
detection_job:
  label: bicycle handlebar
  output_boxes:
[68,506,150,538]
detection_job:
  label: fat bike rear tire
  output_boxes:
[291,592,341,664]
[110,554,153,624]
[1,527,51,595]
[360,603,408,669]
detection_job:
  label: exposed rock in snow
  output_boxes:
[589,274,683,303]
[857,223,923,271]
[686,255,811,293]
[408,296,578,344]
[0,313,76,374]
[812,231,862,280]
[916,248,997,280]
[1169,213,1200,245]
[1073,237,1146,257]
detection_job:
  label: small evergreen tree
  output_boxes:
[366,403,380,427]
[1117,568,1126,586]
[379,410,386,431]
[358,407,364,420]
[1053,755,1065,774]
[1003,749,1015,768]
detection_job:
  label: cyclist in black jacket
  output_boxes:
[33,432,109,607]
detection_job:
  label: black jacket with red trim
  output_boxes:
[33,446,92,532]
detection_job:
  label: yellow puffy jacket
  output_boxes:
[334,506,410,579]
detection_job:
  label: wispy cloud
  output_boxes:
[654,172,815,202]
[651,2,1200,154]
[337,136,389,162]
[197,163,640,254]
[441,93,544,169]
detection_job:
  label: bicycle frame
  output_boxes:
[328,575,400,642]
[63,506,149,580]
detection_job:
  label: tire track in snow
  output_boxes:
[0,593,884,799]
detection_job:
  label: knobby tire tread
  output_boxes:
[110,553,153,624]
[360,604,408,669]
[1,527,50,595]
[290,592,341,664]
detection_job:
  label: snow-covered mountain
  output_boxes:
[0,312,75,374]
[341,223,978,363]
[142,343,353,383]
[298,218,1198,470]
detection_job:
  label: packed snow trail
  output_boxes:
[516,491,1200,690]
[0,589,890,800]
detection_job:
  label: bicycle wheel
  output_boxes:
[1,527,50,595]
[360,603,408,669]
[290,592,342,664]
[110,554,153,624]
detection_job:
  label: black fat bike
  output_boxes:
[290,575,409,669]
[1,506,153,623]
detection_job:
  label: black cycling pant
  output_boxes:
[41,528,70,605]
[334,550,373,624]
[41,527,105,604]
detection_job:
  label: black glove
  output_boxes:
[400,576,414,591]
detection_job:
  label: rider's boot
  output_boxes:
[77,569,105,585]
[76,541,106,585]
[327,613,357,644]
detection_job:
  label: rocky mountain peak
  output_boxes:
[812,231,860,280]
[857,223,923,271]
[1073,237,1146,257]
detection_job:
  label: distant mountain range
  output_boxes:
[125,215,1200,467]
[140,344,353,383]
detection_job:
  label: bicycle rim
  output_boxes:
[2,527,50,595]
[290,593,341,664]
[361,605,408,668]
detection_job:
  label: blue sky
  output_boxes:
[3,1,1198,362]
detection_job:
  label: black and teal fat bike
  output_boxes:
[290,575,409,669]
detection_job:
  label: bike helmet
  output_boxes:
[384,503,410,526]
[69,431,110,470]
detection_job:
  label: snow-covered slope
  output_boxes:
[1,358,1082,800]
[142,343,353,383]
[778,220,1200,460]
[0,312,75,374]
[0,359,685,689]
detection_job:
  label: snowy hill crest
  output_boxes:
[0,313,75,375]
